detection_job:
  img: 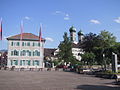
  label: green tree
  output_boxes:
[81,32,101,52]
[58,32,76,64]
[81,30,116,70]
[81,52,95,68]
[96,30,116,70]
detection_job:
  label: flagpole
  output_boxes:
[19,20,23,71]
[0,17,3,64]
[39,24,44,69]
[0,18,2,53]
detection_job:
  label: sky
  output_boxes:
[0,0,120,50]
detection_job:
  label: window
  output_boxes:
[33,42,35,46]
[14,50,19,56]
[20,60,25,66]
[35,60,39,66]
[26,60,31,66]
[12,60,18,65]
[11,42,14,46]
[17,42,20,46]
[34,50,40,56]
[27,42,30,46]
[20,60,22,66]
[38,43,40,46]
[11,60,13,65]
[33,60,35,66]
[21,50,26,56]
[20,60,26,66]
[14,60,18,65]
[22,42,24,46]
[11,51,13,56]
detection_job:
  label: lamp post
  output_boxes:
[103,54,106,71]
[0,53,1,66]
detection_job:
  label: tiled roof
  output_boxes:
[44,48,57,57]
[7,33,45,42]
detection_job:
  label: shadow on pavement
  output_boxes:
[76,84,120,90]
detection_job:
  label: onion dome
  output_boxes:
[69,26,76,32]
[78,30,84,36]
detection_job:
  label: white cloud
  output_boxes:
[64,17,70,20]
[55,11,62,14]
[65,14,69,17]
[53,11,70,20]
[45,37,54,42]
[24,16,30,20]
[90,19,101,24]
[114,17,120,23]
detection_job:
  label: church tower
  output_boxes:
[69,26,76,43]
[78,30,84,43]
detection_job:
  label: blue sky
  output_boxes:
[0,0,120,50]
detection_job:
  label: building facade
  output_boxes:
[69,26,84,61]
[7,33,45,68]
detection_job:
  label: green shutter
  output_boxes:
[11,60,13,65]
[33,60,34,66]
[28,60,30,66]
[20,60,22,66]
[14,60,18,65]
[11,42,13,46]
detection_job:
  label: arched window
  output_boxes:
[34,50,40,56]
[21,50,26,56]
[26,60,31,66]
[14,50,19,56]
[35,50,38,56]
[34,60,39,66]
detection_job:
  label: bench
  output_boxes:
[115,74,120,82]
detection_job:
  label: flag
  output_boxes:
[0,18,2,40]
[20,20,23,40]
[39,25,42,42]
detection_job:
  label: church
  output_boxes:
[69,26,84,61]
[44,26,84,62]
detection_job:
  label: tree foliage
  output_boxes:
[81,30,116,69]
[81,52,95,67]
[58,32,76,64]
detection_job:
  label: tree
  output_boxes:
[81,52,95,68]
[81,30,116,70]
[81,32,101,53]
[81,32,101,66]
[58,32,76,64]
[96,30,116,70]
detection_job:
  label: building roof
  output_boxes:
[72,43,82,48]
[44,48,57,57]
[7,33,45,42]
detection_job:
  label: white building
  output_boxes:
[7,33,45,69]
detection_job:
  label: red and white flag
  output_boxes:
[39,25,42,42]
[0,18,2,40]
[20,20,23,40]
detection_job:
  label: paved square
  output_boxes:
[0,70,119,90]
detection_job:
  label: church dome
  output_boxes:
[78,30,84,35]
[69,26,76,32]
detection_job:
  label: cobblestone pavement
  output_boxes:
[0,70,119,90]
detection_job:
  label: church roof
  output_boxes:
[44,48,57,57]
[72,43,82,48]
[7,33,45,42]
